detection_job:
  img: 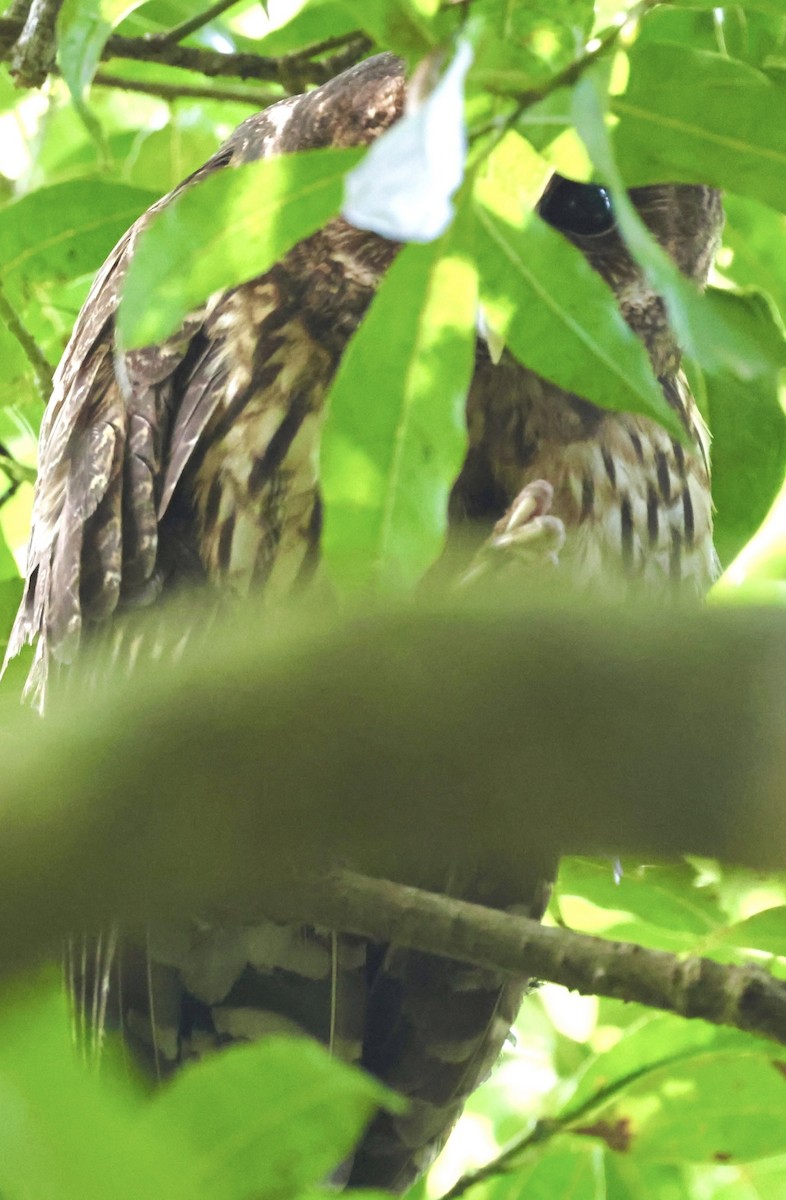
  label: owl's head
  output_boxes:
[538,173,723,287]
[538,174,723,373]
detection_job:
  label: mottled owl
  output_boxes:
[6,52,722,1193]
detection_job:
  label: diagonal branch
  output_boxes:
[9,0,63,87]
[294,870,786,1049]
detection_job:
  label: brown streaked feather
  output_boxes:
[6,54,406,702]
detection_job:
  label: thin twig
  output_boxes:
[157,0,241,46]
[439,1120,557,1200]
[0,276,54,399]
[0,445,36,488]
[9,0,64,87]
[92,69,279,107]
[285,30,369,62]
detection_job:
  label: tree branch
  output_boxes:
[300,871,786,1049]
[8,0,63,87]
[0,15,373,91]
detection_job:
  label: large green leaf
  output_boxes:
[710,905,786,957]
[613,41,786,215]
[144,1036,397,1200]
[0,181,155,284]
[489,1137,605,1200]
[573,70,786,381]
[320,235,476,593]
[58,0,147,103]
[722,195,786,324]
[336,0,438,53]
[562,1012,758,1121]
[118,146,363,348]
[574,1047,786,1163]
[0,976,185,1200]
[701,303,786,567]
[557,858,727,938]
[603,1154,691,1200]
[471,200,684,438]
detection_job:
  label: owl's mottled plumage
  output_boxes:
[8,53,721,1192]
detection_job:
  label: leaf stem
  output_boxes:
[91,70,280,107]
[156,0,242,46]
[0,276,54,401]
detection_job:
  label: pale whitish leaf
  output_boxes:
[118,146,363,349]
[320,236,476,593]
[471,200,682,437]
[343,40,472,243]
[144,1036,398,1200]
[573,69,786,381]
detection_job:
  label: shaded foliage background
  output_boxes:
[1,1,786,1198]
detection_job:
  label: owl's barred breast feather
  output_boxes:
[8,52,720,1193]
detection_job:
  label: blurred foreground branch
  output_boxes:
[1,597,785,976]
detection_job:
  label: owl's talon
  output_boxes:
[461,481,565,585]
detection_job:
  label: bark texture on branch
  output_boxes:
[0,13,372,92]
[9,0,63,87]
[298,871,786,1048]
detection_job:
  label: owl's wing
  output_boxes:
[6,53,405,706]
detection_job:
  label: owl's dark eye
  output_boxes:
[537,176,615,237]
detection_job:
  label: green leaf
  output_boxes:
[0,577,22,651]
[557,858,727,936]
[561,1012,757,1121]
[573,69,784,381]
[668,0,786,17]
[603,1153,690,1200]
[0,975,185,1200]
[145,1036,398,1200]
[320,234,476,592]
[471,200,683,438]
[58,0,147,102]
[722,194,786,324]
[491,1136,605,1200]
[118,146,363,348]
[574,1046,786,1163]
[613,41,786,215]
[0,181,156,283]
[336,0,438,53]
[711,905,786,957]
[700,304,786,567]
